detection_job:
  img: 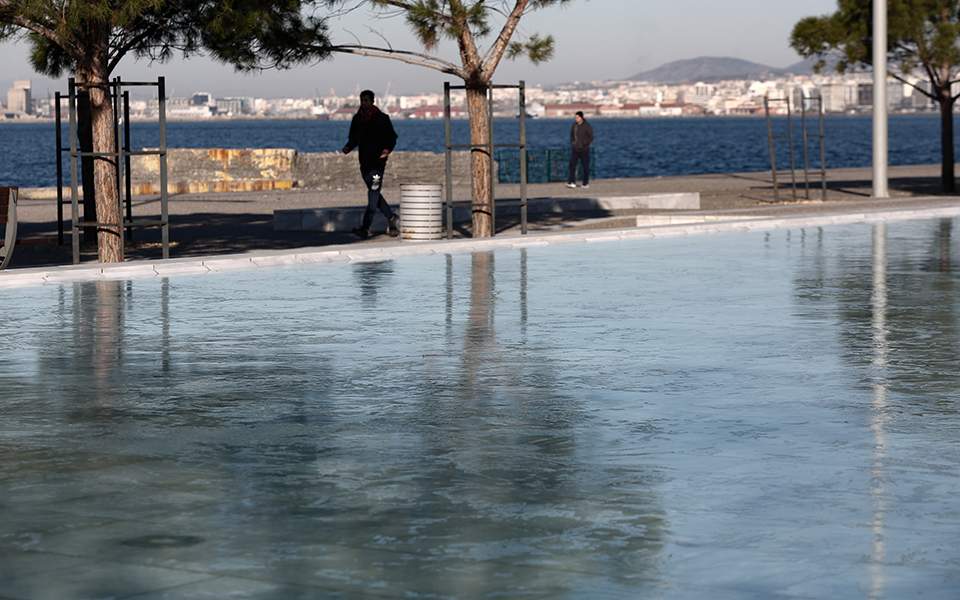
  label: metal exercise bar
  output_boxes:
[801,96,811,200]
[519,80,528,236]
[764,97,779,201]
[488,87,495,230]
[55,92,64,245]
[68,78,80,263]
[123,90,133,240]
[159,77,169,259]
[112,79,124,257]
[109,81,164,86]
[444,82,454,239]
[64,75,169,263]
[785,100,798,200]
[818,97,828,200]
[73,219,167,228]
[125,150,166,156]
[442,81,528,238]
[765,95,827,203]
[446,84,520,90]
[71,82,112,89]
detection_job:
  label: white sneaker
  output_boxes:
[581,184,590,189]
[566,183,577,189]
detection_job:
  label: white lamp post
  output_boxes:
[873,0,889,198]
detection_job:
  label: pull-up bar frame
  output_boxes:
[64,76,170,264]
[443,81,528,238]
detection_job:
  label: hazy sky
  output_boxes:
[0,0,838,97]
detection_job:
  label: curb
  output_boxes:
[273,193,701,232]
[3,202,960,290]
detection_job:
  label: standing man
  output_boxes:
[343,89,400,238]
[567,111,594,189]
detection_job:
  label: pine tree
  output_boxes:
[0,0,331,262]
[792,0,960,192]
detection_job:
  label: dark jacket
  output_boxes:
[345,107,398,170]
[570,121,594,151]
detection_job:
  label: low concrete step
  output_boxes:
[274,192,700,232]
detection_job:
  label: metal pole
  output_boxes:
[786,96,799,201]
[519,80,528,235]
[68,78,80,264]
[444,82,453,239]
[488,86,495,236]
[123,90,133,240]
[113,79,124,260]
[55,92,64,245]
[159,77,170,259]
[873,0,889,198]
[112,78,121,210]
[801,95,811,199]
[764,96,780,201]
[819,97,828,200]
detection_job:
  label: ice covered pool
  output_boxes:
[2,218,960,599]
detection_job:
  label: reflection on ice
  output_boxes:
[870,224,888,600]
[2,218,960,598]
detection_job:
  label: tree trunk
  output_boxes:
[939,91,956,194]
[77,66,123,263]
[465,85,494,237]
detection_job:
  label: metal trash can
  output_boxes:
[399,184,444,241]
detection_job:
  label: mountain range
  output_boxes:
[628,56,820,84]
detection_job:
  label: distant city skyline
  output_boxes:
[0,0,837,98]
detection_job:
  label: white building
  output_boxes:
[6,80,32,115]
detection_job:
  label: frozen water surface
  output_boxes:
[2,219,960,599]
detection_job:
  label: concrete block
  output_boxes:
[42,267,105,283]
[250,254,302,267]
[153,262,211,277]
[100,264,161,280]
[202,257,255,272]
[0,271,48,288]
[597,193,700,211]
[509,239,551,249]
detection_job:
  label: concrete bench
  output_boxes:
[1,186,18,270]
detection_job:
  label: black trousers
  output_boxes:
[360,164,395,230]
[568,148,591,185]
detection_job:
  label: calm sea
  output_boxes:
[0,115,946,188]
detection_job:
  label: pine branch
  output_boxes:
[448,0,482,77]
[888,70,937,100]
[0,0,61,46]
[329,43,465,77]
[481,0,527,75]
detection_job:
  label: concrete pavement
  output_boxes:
[6,162,957,269]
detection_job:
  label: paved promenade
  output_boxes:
[7,162,957,269]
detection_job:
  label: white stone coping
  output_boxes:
[274,192,702,232]
[3,202,960,290]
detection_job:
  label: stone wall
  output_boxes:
[131,148,297,195]
[296,151,475,191]
[129,148,477,194]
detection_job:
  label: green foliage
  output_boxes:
[0,0,332,78]
[507,33,554,63]
[791,1,960,190]
[790,0,960,88]
[363,0,569,65]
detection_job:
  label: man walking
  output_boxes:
[567,111,594,189]
[342,89,400,238]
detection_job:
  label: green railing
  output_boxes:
[495,148,596,184]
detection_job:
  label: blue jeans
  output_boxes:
[568,148,590,185]
[360,165,394,230]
